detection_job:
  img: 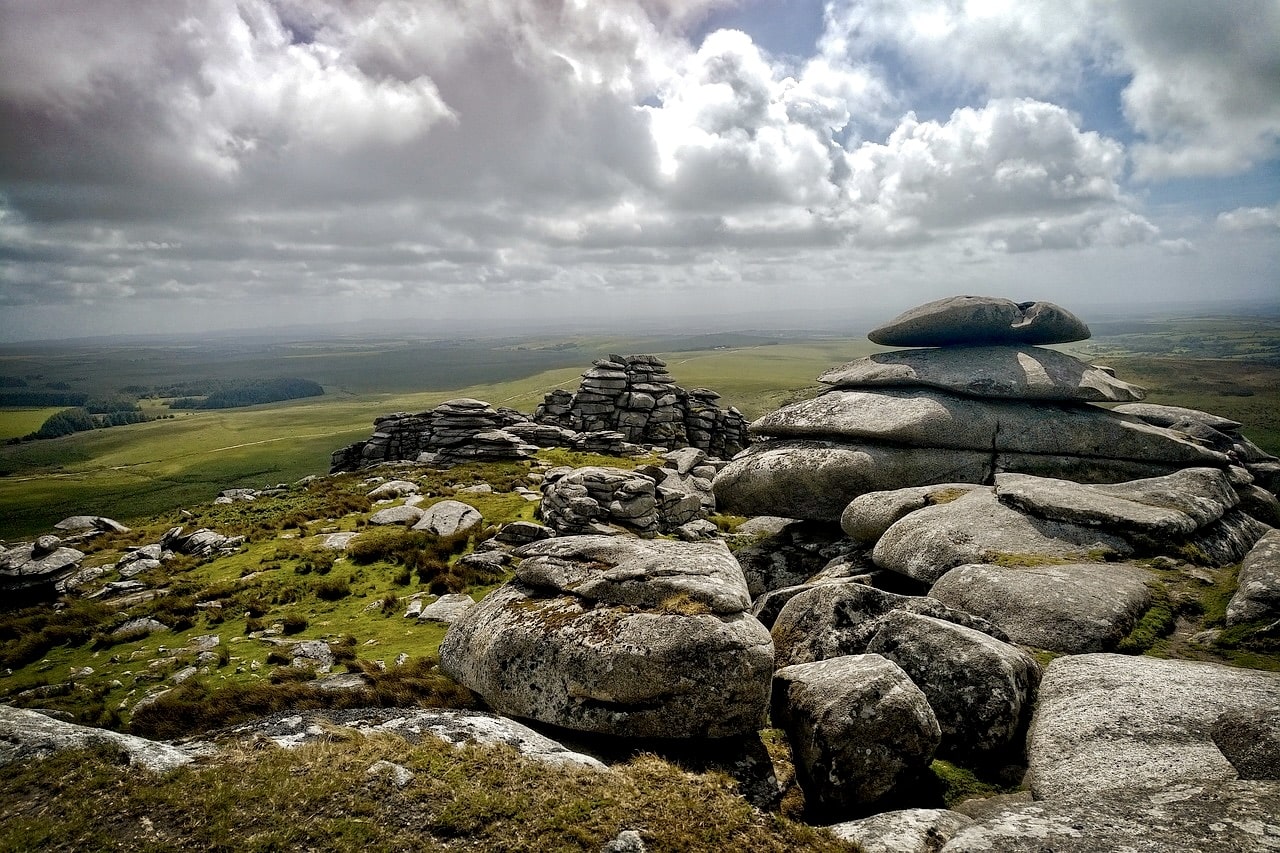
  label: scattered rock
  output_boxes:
[412,500,483,537]
[366,479,420,499]
[367,505,425,526]
[365,759,414,788]
[418,593,476,624]
[842,484,981,545]
[53,515,130,534]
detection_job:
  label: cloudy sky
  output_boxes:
[1,0,1278,341]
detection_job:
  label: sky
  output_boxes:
[1,0,1278,341]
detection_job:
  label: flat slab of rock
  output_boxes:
[830,808,973,853]
[1026,654,1280,799]
[0,705,193,773]
[994,468,1238,544]
[868,296,1090,347]
[928,563,1154,653]
[412,500,483,537]
[1228,528,1280,625]
[750,389,1227,466]
[53,515,129,534]
[873,489,1131,585]
[773,655,941,815]
[1111,402,1243,432]
[820,345,1143,403]
[440,583,773,738]
[514,535,751,614]
[941,780,1280,853]
[221,708,605,770]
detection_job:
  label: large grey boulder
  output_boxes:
[772,582,1008,668]
[830,809,973,853]
[842,484,982,544]
[750,389,1226,467]
[868,296,1090,347]
[941,780,1280,853]
[928,562,1154,653]
[412,499,483,537]
[867,611,1041,761]
[1227,529,1280,625]
[0,542,85,593]
[1025,654,1280,799]
[440,585,772,738]
[514,535,750,614]
[715,440,1198,522]
[441,536,772,738]
[819,344,1143,403]
[993,468,1239,546]
[872,489,1131,585]
[0,706,194,773]
[1212,707,1280,780]
[773,655,941,815]
[53,515,130,534]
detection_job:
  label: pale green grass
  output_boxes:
[0,407,65,441]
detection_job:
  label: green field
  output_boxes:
[1,321,1278,541]
[0,407,65,441]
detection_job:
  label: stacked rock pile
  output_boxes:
[715,295,1243,521]
[533,354,749,457]
[330,398,534,471]
[330,355,750,473]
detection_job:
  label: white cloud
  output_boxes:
[1217,204,1280,232]
[840,99,1149,250]
[818,0,1280,180]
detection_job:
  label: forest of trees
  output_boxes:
[168,377,324,409]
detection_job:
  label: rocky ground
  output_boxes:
[3,298,1279,852]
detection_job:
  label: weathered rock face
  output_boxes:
[1228,529,1280,625]
[1025,654,1280,799]
[842,484,982,545]
[867,296,1090,347]
[1115,402,1280,492]
[440,537,773,738]
[533,354,749,457]
[819,344,1143,402]
[871,489,1132,585]
[331,398,535,471]
[159,526,244,557]
[866,611,1041,762]
[0,538,85,597]
[771,582,1008,669]
[773,655,941,815]
[941,780,1280,853]
[830,809,973,853]
[928,562,1155,653]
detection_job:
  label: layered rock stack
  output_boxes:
[330,399,534,472]
[534,354,749,457]
[714,296,1246,521]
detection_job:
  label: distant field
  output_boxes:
[1,320,1277,541]
[0,407,64,441]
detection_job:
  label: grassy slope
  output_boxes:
[0,341,873,539]
[0,407,66,441]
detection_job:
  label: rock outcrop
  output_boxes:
[713,295,1251,522]
[331,356,749,472]
[439,536,773,738]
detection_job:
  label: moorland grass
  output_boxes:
[0,737,856,852]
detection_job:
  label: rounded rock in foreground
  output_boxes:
[773,654,941,816]
[868,296,1090,347]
